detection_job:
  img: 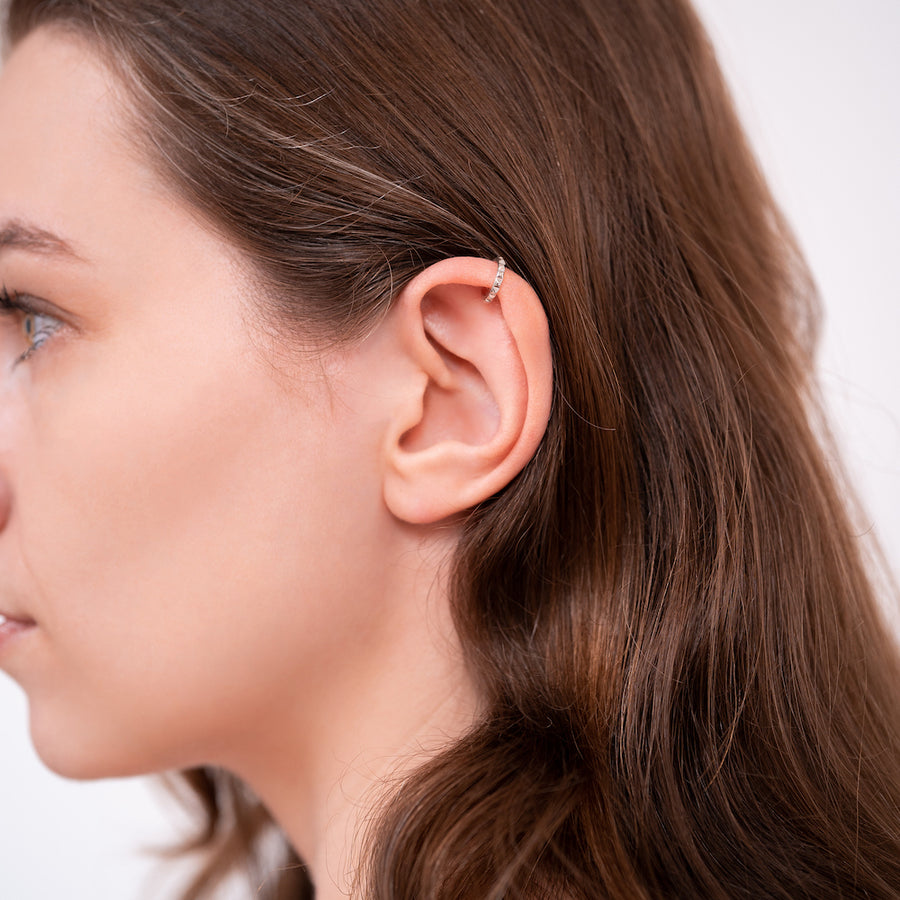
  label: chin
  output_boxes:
[28,703,167,781]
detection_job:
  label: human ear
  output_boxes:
[382,257,552,524]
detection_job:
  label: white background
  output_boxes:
[1,2,898,897]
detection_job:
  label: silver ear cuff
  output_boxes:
[483,257,506,303]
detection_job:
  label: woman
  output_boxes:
[0,0,897,898]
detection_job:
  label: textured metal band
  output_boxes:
[484,257,506,303]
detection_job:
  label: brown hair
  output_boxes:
[6,1,900,897]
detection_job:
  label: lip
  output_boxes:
[0,611,37,654]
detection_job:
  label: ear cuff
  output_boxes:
[483,257,506,303]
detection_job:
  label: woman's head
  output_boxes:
[2,1,899,898]
[0,26,463,779]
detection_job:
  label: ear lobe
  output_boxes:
[383,257,552,524]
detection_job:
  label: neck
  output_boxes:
[215,529,480,899]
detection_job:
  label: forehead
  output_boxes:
[0,28,129,230]
[0,28,252,304]
[0,27,198,282]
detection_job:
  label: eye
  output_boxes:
[0,287,64,365]
[22,310,60,353]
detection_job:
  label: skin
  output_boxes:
[0,28,552,898]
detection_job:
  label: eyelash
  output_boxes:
[0,286,63,365]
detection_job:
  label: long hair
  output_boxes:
[6,1,899,897]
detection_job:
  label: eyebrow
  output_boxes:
[0,220,87,263]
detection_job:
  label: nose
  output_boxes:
[0,476,10,532]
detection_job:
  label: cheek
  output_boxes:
[21,349,266,606]
[10,341,385,777]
